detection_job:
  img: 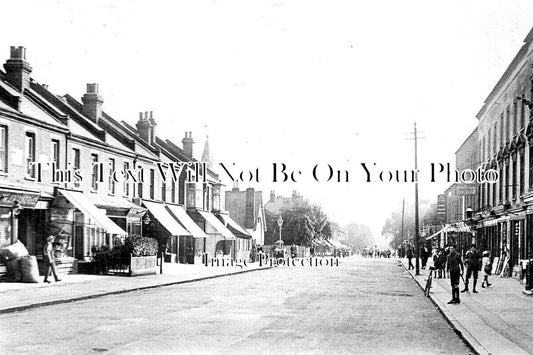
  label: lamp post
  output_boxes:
[277,215,283,251]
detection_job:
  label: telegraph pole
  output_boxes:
[401,198,405,245]
[406,122,423,275]
[413,122,420,275]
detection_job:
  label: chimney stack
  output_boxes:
[81,83,104,124]
[182,131,194,159]
[4,46,32,92]
[270,190,275,203]
[136,111,157,145]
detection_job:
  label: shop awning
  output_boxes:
[143,201,191,236]
[425,223,473,240]
[426,227,446,240]
[198,211,236,240]
[166,205,208,239]
[58,189,127,235]
[217,214,252,239]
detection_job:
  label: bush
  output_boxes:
[125,235,158,257]
[90,236,158,274]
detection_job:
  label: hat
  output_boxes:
[47,235,55,242]
[483,250,490,256]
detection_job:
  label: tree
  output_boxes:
[264,202,332,246]
[382,199,436,249]
[343,222,374,250]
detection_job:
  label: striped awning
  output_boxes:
[58,189,127,235]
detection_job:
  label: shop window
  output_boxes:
[109,158,116,194]
[0,126,7,172]
[25,132,36,178]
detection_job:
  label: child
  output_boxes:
[481,250,492,288]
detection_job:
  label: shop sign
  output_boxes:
[456,184,477,196]
[0,190,40,208]
[51,208,73,222]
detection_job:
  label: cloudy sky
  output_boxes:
[1,0,533,242]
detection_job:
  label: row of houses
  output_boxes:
[0,46,267,271]
[425,26,533,279]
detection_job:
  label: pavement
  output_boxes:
[400,258,533,355]
[0,261,271,314]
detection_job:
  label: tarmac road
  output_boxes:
[0,257,472,354]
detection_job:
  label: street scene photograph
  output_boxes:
[1,1,533,354]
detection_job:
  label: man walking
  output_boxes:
[43,235,61,283]
[446,244,463,304]
[406,245,414,270]
[462,244,481,293]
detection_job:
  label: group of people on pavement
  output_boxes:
[403,243,494,304]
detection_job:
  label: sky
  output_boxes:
[1,0,533,243]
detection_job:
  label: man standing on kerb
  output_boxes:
[446,245,464,304]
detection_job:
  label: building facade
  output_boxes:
[471,27,533,276]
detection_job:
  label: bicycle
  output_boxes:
[424,266,437,297]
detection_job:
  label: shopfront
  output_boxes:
[0,188,51,255]
[51,189,128,261]
[142,201,191,263]
[189,210,236,259]
[216,212,252,260]
[166,204,207,264]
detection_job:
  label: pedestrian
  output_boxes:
[438,248,447,278]
[421,245,428,269]
[446,244,464,304]
[462,244,481,293]
[406,246,414,270]
[481,250,492,288]
[43,236,61,283]
[433,248,442,278]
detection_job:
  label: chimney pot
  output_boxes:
[182,131,195,158]
[139,112,143,120]
[4,46,32,92]
[81,83,104,123]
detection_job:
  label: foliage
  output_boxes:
[265,202,332,247]
[125,235,158,257]
[343,222,375,250]
[91,235,158,274]
[382,200,436,249]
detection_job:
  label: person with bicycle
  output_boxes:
[446,244,464,304]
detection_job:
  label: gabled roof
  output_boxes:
[0,72,68,130]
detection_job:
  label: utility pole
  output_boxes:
[406,122,423,276]
[414,122,420,275]
[401,198,405,245]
